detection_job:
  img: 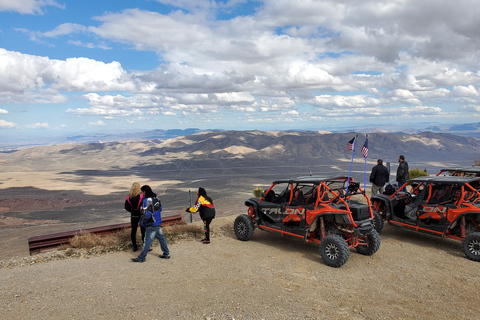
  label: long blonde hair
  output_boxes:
[129,182,141,198]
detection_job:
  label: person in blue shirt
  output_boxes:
[131,185,170,262]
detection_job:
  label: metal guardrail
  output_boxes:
[28,214,183,255]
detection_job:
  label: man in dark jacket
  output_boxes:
[370,159,390,195]
[131,185,170,262]
[396,155,410,191]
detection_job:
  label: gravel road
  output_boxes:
[1,216,479,320]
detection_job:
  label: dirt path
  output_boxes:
[1,216,479,319]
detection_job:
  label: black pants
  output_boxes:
[131,216,146,247]
[203,218,213,241]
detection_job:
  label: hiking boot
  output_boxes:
[133,245,138,252]
[159,253,171,259]
[202,240,210,244]
[131,258,144,263]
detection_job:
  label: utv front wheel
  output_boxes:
[319,234,350,268]
[355,229,381,256]
[234,214,255,241]
[462,232,480,261]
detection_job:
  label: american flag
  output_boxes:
[361,138,368,158]
[346,137,356,151]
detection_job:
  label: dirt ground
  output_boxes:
[1,215,479,320]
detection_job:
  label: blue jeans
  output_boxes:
[137,225,169,261]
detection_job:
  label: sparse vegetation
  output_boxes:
[253,187,263,198]
[63,223,205,252]
[409,168,428,179]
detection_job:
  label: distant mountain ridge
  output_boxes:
[4,121,480,152]
[143,130,479,165]
[5,130,479,165]
[1,130,479,197]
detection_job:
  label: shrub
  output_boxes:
[409,168,428,179]
[65,223,204,251]
[253,187,263,198]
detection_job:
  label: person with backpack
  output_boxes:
[186,187,216,244]
[131,185,170,262]
[124,182,145,252]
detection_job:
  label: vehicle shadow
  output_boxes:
[222,225,340,265]
[380,223,465,259]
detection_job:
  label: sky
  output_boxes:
[1,0,480,145]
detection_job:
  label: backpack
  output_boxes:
[384,184,395,195]
[126,194,143,216]
[140,197,162,227]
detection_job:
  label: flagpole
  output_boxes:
[346,135,357,194]
[363,135,368,192]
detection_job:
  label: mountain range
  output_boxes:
[3,121,480,152]
[4,130,478,178]
[0,129,478,231]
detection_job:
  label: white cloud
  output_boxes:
[4,1,480,133]
[0,49,135,94]
[0,0,64,14]
[313,94,381,109]
[453,85,479,97]
[25,122,49,129]
[460,105,480,112]
[88,120,107,126]
[0,108,8,114]
[42,23,87,37]
[0,119,16,128]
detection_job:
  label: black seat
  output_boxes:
[291,190,305,205]
[264,190,275,202]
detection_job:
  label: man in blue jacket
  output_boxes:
[131,185,170,262]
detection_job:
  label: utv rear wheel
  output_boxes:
[234,214,255,241]
[462,232,480,261]
[355,229,381,256]
[373,210,384,233]
[319,234,350,268]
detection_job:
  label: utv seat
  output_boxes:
[427,184,451,204]
[404,187,427,220]
[291,190,306,205]
[264,190,275,202]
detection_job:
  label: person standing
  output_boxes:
[369,159,390,195]
[124,182,145,252]
[131,185,170,262]
[186,187,216,244]
[396,155,410,191]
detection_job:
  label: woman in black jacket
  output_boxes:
[124,182,145,252]
[186,187,216,244]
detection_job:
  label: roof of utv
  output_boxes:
[438,167,480,175]
[410,175,480,185]
[272,175,348,184]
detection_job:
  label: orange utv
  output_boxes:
[371,176,480,261]
[233,176,380,267]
